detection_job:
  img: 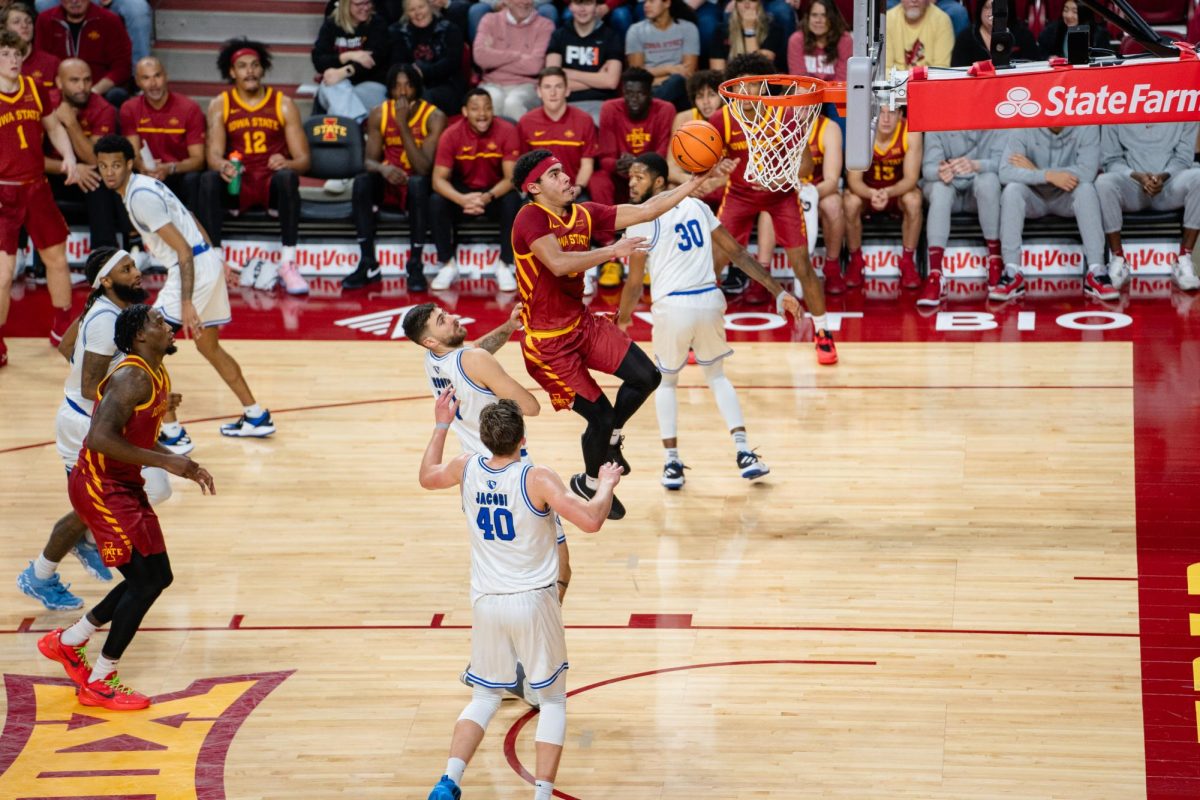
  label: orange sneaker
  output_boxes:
[815,330,838,365]
[38,628,92,687]
[78,672,151,711]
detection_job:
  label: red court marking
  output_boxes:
[227,615,244,629]
[430,613,445,628]
[0,385,1130,457]
[1132,336,1200,798]
[37,769,161,778]
[628,613,692,628]
[502,659,877,798]
[16,619,33,633]
[1074,576,1138,581]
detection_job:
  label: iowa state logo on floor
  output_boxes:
[0,671,292,798]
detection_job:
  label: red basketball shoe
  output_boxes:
[987,255,1004,288]
[916,272,943,307]
[815,329,838,365]
[78,672,151,711]
[823,263,846,295]
[37,628,91,687]
[49,306,73,347]
[845,251,864,288]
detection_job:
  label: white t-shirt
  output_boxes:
[122,173,207,269]
[461,454,559,603]
[626,196,722,303]
[64,295,123,415]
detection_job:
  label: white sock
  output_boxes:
[534,780,554,800]
[664,447,680,463]
[810,314,828,334]
[160,421,182,438]
[445,757,466,785]
[88,654,118,684]
[60,616,98,646]
[608,428,622,446]
[244,404,265,419]
[732,430,749,453]
[281,246,296,265]
[33,554,59,580]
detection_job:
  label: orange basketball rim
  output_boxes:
[718,75,847,116]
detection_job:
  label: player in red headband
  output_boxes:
[510,148,732,519]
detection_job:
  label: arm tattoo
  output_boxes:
[474,322,516,354]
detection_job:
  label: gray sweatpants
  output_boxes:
[1096,169,1200,233]
[1000,182,1105,269]
[923,173,1002,249]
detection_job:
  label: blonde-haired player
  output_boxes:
[419,395,621,800]
[617,152,801,489]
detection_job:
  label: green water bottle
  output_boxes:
[227,151,243,196]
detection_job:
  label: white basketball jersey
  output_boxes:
[122,174,207,269]
[626,197,722,303]
[424,347,496,456]
[461,455,559,603]
[64,295,123,415]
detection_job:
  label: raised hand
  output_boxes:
[612,236,651,259]
[434,386,459,425]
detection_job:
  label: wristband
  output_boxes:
[435,422,450,430]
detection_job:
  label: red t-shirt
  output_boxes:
[434,117,520,190]
[0,77,50,183]
[34,4,131,88]
[511,201,617,334]
[517,105,598,185]
[21,50,60,91]
[45,89,116,160]
[596,97,674,173]
[120,91,206,164]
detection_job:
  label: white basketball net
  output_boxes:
[726,78,824,193]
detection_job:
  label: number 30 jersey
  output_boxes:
[626,197,723,304]
[461,455,559,603]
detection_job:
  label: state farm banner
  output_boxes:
[907,56,1200,131]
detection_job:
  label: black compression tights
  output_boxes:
[88,550,174,661]
[571,346,662,477]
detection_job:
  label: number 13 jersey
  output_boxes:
[461,455,558,604]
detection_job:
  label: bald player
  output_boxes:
[120,56,206,210]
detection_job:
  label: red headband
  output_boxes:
[524,155,562,192]
[231,48,260,65]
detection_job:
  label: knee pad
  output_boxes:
[457,685,504,731]
[142,468,172,506]
[534,676,567,746]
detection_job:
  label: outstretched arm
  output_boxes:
[472,302,523,354]
[419,389,472,489]
[711,225,800,317]
[612,161,730,230]
[527,462,622,533]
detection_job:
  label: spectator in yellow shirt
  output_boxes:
[886,0,953,72]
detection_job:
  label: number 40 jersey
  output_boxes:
[461,455,559,603]
[626,196,723,304]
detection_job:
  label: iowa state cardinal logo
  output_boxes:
[0,671,292,799]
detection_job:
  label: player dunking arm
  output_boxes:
[95,135,278,441]
[0,29,80,367]
[511,147,726,520]
[617,152,801,488]
[18,249,178,612]
[705,53,838,365]
[419,395,621,800]
[39,304,214,712]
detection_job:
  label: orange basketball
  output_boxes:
[671,120,723,173]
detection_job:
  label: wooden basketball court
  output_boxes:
[0,332,1151,799]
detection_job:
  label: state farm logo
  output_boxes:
[996,87,1041,119]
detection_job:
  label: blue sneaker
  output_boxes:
[158,427,195,455]
[71,540,113,581]
[737,451,770,481]
[220,411,276,438]
[17,563,84,610]
[427,775,461,800]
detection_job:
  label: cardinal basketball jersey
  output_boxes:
[461,454,558,602]
[424,346,496,456]
[0,76,48,183]
[865,119,908,189]
[76,356,171,487]
[382,98,434,172]
[220,87,288,173]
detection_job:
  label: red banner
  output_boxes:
[907,54,1200,131]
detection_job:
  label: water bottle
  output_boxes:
[227,151,243,196]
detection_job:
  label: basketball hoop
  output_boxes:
[717,75,846,193]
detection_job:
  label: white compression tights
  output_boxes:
[534,673,567,746]
[457,685,504,730]
[655,362,745,441]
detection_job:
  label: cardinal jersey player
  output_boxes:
[219,87,289,211]
[0,76,68,261]
[863,116,910,211]
[381,96,435,207]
